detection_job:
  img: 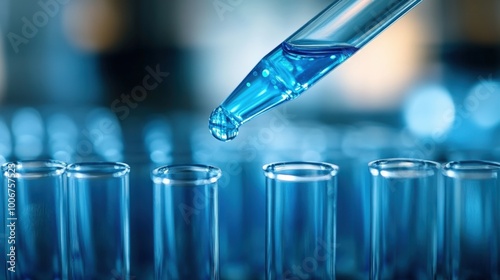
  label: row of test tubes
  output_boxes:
[2,161,129,279]
[266,159,500,279]
[2,158,500,279]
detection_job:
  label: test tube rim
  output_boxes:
[66,161,130,178]
[263,161,338,182]
[368,158,440,178]
[151,164,222,186]
[2,159,66,178]
[442,160,500,179]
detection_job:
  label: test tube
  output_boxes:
[264,161,337,280]
[442,160,500,279]
[191,126,259,279]
[152,164,221,280]
[2,160,67,279]
[209,0,422,141]
[66,162,130,279]
[369,158,440,279]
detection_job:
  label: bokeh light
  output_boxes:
[143,117,173,165]
[468,80,500,128]
[0,117,11,163]
[62,0,127,52]
[47,113,78,162]
[12,108,44,159]
[404,84,455,138]
[85,108,124,161]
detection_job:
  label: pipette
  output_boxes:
[209,0,422,141]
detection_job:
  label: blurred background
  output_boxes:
[0,0,499,278]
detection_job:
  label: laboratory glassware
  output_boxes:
[66,162,130,279]
[191,127,266,279]
[264,161,338,279]
[443,160,500,279]
[2,160,67,279]
[152,164,221,280]
[369,158,440,279]
[209,0,422,141]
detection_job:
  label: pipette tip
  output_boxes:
[208,106,240,142]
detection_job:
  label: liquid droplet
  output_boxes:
[209,107,240,141]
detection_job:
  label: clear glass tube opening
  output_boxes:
[369,158,440,279]
[264,161,338,280]
[151,164,222,185]
[443,160,500,179]
[443,160,500,279]
[2,160,67,279]
[152,164,221,280]
[66,162,130,279]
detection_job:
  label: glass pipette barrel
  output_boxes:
[209,0,422,141]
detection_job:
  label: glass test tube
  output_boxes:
[264,162,338,280]
[369,158,440,279]
[66,162,130,279]
[152,164,221,280]
[2,160,67,279]
[209,0,422,141]
[443,160,500,279]
[191,127,261,280]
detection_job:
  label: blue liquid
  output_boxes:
[209,41,358,141]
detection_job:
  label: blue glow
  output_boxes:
[47,114,78,162]
[403,84,455,137]
[0,117,11,159]
[12,108,44,159]
[85,108,123,161]
[143,117,172,164]
[469,80,500,128]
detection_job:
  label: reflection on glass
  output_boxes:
[443,160,500,279]
[66,162,130,279]
[369,158,440,279]
[264,161,337,280]
[2,160,67,279]
[152,164,221,280]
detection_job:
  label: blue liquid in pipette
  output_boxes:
[209,41,358,141]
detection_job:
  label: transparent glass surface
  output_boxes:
[369,158,440,279]
[2,160,67,279]
[264,162,338,280]
[66,162,130,279]
[209,0,422,141]
[327,152,380,279]
[443,160,500,279]
[191,128,264,280]
[152,164,221,280]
